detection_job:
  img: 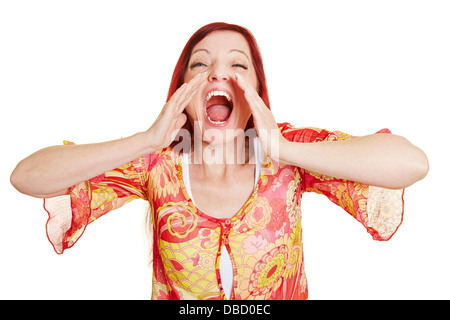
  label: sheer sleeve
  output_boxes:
[279,123,405,241]
[44,140,150,254]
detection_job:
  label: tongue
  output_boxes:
[206,105,231,122]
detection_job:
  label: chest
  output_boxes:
[188,165,256,219]
[151,156,306,300]
[149,151,305,236]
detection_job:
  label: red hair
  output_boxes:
[167,22,270,126]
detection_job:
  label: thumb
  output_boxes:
[175,113,187,130]
[169,113,189,144]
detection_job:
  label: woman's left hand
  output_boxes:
[234,74,429,189]
[234,73,288,161]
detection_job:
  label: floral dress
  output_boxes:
[43,123,404,300]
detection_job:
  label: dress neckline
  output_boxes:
[175,139,266,224]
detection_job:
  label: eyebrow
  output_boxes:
[191,48,250,61]
[229,49,250,61]
[191,48,209,55]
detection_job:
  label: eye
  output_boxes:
[232,64,248,70]
[190,62,207,68]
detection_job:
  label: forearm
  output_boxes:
[10,132,153,198]
[11,74,205,199]
[279,133,429,189]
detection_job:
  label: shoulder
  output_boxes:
[140,146,179,173]
[278,122,349,143]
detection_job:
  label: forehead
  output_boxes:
[191,30,251,56]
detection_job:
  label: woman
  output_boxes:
[10,22,429,300]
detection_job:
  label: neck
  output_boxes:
[189,131,255,178]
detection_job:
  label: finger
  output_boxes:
[235,73,260,102]
[171,73,203,107]
[174,113,187,130]
[176,72,207,112]
[183,72,206,99]
[234,73,265,112]
[167,82,189,107]
[234,73,279,134]
[234,72,249,93]
[166,72,205,114]
[186,71,207,95]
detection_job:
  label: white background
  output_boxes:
[1,0,449,299]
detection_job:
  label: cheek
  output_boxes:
[183,73,193,84]
[184,68,203,83]
[251,76,259,92]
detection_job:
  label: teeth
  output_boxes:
[207,115,227,124]
[205,90,231,125]
[205,90,231,102]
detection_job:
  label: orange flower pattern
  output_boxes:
[43,124,404,299]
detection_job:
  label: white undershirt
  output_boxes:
[181,137,263,300]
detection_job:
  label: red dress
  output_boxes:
[44,123,404,300]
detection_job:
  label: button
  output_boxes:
[223,238,229,245]
[224,219,231,226]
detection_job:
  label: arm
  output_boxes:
[234,73,429,190]
[279,133,429,190]
[10,133,151,198]
[10,72,207,198]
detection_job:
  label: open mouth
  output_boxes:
[204,90,233,126]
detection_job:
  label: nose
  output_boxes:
[208,63,231,82]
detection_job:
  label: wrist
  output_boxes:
[276,138,294,164]
[277,138,312,168]
[264,132,291,164]
[132,131,157,156]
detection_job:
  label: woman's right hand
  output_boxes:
[145,72,207,152]
[10,72,207,198]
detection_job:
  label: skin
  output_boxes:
[182,31,261,218]
[10,31,429,220]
